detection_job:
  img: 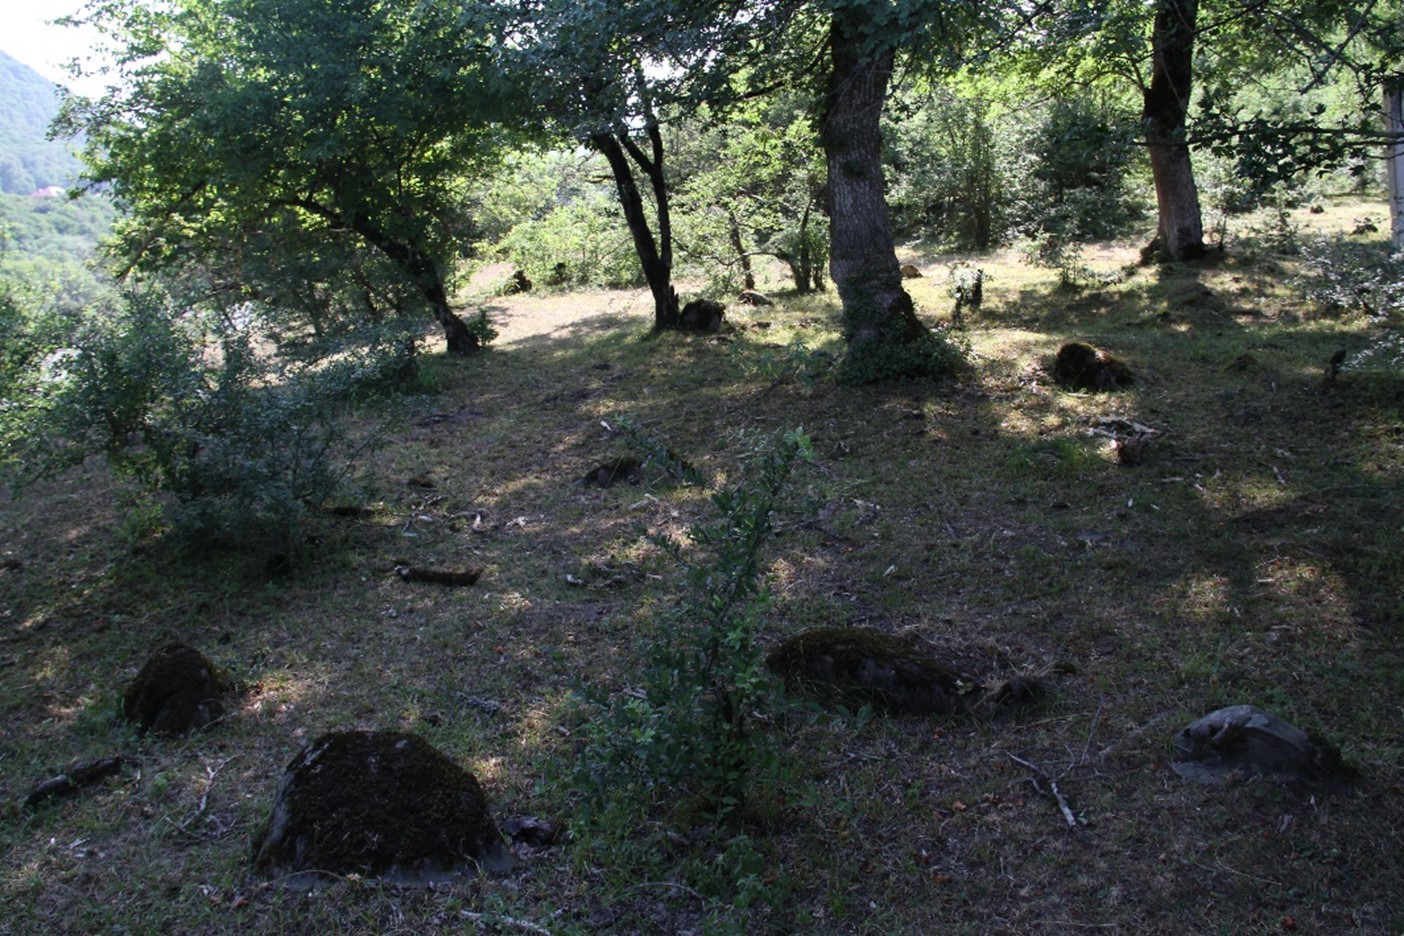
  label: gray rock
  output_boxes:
[1172,704,1354,788]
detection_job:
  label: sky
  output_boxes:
[0,0,109,96]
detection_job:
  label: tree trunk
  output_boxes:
[1387,77,1404,249]
[822,9,927,372]
[727,210,756,291]
[591,128,680,330]
[1142,0,1206,262]
[421,277,479,355]
[349,218,479,353]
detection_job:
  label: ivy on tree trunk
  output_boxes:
[1143,0,1206,262]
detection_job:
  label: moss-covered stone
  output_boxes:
[1053,342,1135,391]
[252,730,512,883]
[122,641,231,736]
[579,457,644,488]
[766,627,980,716]
[767,627,1049,718]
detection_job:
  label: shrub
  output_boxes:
[1018,97,1145,242]
[885,92,1008,250]
[566,427,812,825]
[1300,239,1404,375]
[498,196,643,289]
[28,288,386,560]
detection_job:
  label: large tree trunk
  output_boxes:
[1143,0,1206,262]
[1387,77,1404,249]
[591,127,680,330]
[349,218,479,353]
[822,9,927,373]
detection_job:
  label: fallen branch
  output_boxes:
[1008,752,1078,829]
[24,756,127,808]
[459,910,554,935]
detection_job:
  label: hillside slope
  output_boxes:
[0,49,82,194]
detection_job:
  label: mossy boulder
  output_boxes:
[579,457,644,488]
[768,627,1048,717]
[122,641,232,736]
[1053,342,1135,391]
[766,627,981,716]
[252,730,512,884]
[679,298,724,332]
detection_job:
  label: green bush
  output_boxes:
[498,196,643,289]
[1300,238,1404,376]
[29,288,387,560]
[1021,97,1144,242]
[885,92,1008,249]
[566,427,812,826]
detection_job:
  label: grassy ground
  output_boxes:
[3,197,1402,934]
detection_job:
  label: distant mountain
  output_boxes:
[0,49,83,195]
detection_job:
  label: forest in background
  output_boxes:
[0,50,82,195]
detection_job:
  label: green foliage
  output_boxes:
[469,149,599,246]
[1021,232,1095,290]
[885,90,1007,249]
[735,339,834,394]
[0,50,82,194]
[838,327,970,384]
[497,195,642,289]
[566,427,812,827]
[62,0,516,347]
[1300,239,1404,375]
[882,87,1144,249]
[1194,29,1398,210]
[0,274,79,473]
[28,288,390,560]
[0,194,118,308]
[616,417,702,485]
[947,261,984,317]
[671,96,828,293]
[1021,96,1144,241]
[461,309,500,348]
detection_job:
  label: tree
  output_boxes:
[61,0,511,353]
[818,1,975,379]
[510,0,812,330]
[671,96,829,294]
[1143,0,1205,260]
[822,6,922,353]
[1388,76,1404,248]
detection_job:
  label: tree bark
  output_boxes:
[591,127,680,330]
[288,201,480,354]
[727,210,756,291]
[821,8,927,369]
[1142,0,1206,262]
[1387,77,1404,249]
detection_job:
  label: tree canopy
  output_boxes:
[61,0,518,352]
